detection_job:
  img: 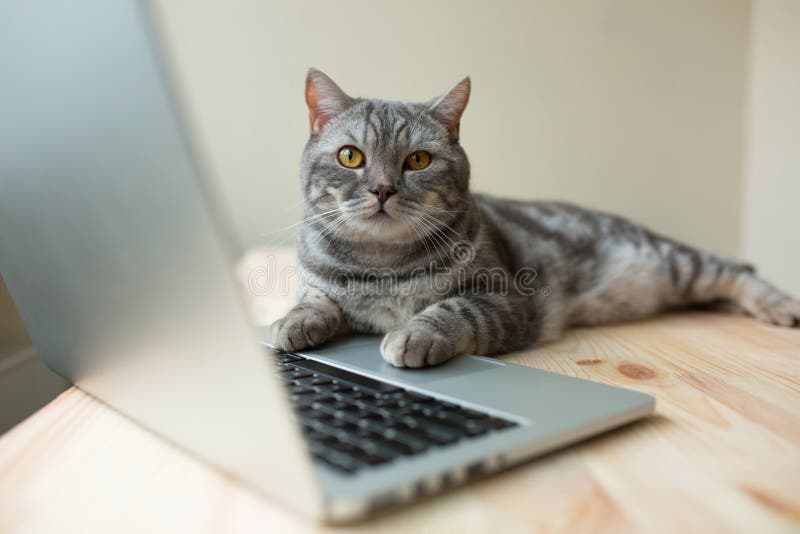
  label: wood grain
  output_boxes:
[1,248,799,534]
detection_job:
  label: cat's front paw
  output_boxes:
[269,310,337,351]
[381,326,456,368]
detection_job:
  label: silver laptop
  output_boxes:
[0,0,654,523]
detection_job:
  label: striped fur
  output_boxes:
[269,70,800,367]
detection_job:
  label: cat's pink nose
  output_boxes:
[369,185,397,204]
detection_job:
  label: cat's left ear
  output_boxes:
[305,68,354,133]
[429,77,471,141]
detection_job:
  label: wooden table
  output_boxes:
[2,249,799,533]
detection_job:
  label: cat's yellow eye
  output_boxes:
[337,146,364,169]
[405,150,431,171]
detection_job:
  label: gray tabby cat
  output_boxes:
[270,68,800,367]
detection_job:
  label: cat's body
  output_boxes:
[270,70,800,367]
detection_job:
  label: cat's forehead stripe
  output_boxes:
[360,101,373,145]
[328,100,433,150]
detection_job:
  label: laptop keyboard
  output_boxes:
[273,352,518,475]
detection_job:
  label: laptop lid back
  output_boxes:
[0,0,322,518]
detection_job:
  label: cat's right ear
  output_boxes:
[305,69,353,133]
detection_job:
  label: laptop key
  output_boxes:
[422,425,461,445]
[380,428,430,454]
[373,398,404,409]
[289,392,317,403]
[355,435,407,459]
[331,419,360,432]
[327,438,362,456]
[306,419,347,439]
[340,431,400,460]
[280,369,313,381]
[309,376,334,386]
[359,411,386,422]
[432,410,475,429]
[412,405,439,417]
[331,410,360,425]
[399,417,461,445]
[357,425,428,456]
[295,394,335,408]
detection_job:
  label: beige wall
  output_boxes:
[154,0,750,258]
[741,0,800,297]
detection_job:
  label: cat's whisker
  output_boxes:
[260,207,342,237]
[312,226,345,253]
[402,204,458,243]
[416,210,469,242]
[404,207,474,267]
[412,216,457,265]
[400,212,435,266]
[339,197,370,210]
[303,199,381,253]
[408,201,462,215]
[254,196,309,235]
[305,212,350,250]
[397,207,450,266]
[316,213,350,240]
[266,208,345,248]
[411,216,446,266]
[275,197,370,247]
[347,205,377,217]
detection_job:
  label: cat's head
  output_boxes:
[300,69,471,244]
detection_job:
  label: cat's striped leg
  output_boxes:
[269,287,347,351]
[680,251,800,327]
[722,271,800,327]
[380,293,533,367]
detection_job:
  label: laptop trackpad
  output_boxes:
[293,335,503,385]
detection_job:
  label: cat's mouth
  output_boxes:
[366,199,396,219]
[364,204,404,228]
[370,209,392,220]
[344,202,420,243]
